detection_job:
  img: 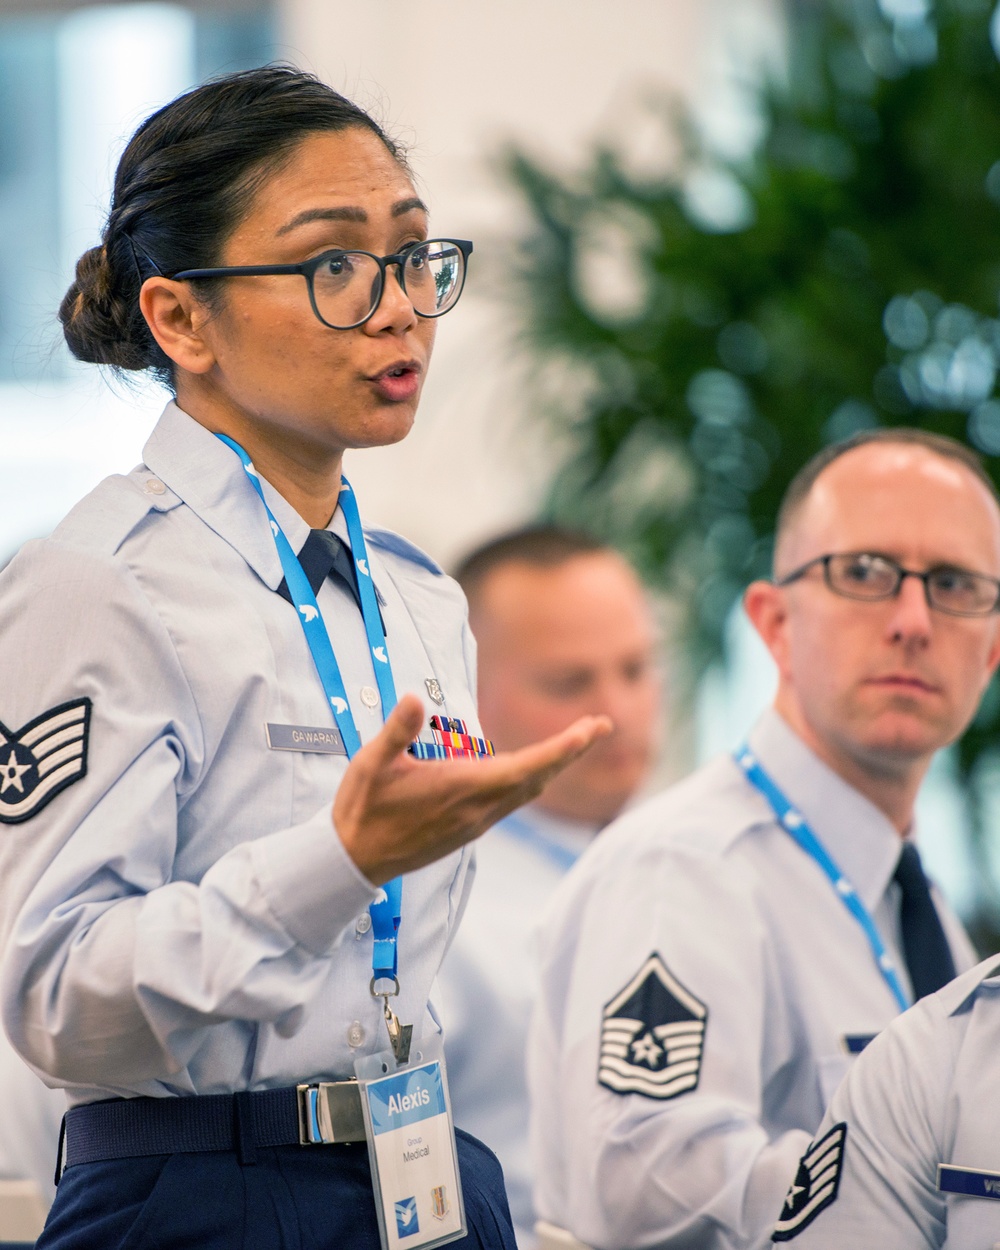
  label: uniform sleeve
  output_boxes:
[0,545,378,1088]
[770,997,951,1248]
[529,835,811,1250]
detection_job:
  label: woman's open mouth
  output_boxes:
[368,360,422,402]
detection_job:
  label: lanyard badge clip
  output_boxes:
[371,975,412,1064]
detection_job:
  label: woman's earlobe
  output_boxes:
[139,277,217,375]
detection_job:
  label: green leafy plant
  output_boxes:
[507,0,1000,940]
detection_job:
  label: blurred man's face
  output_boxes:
[471,552,660,826]
[747,444,1000,784]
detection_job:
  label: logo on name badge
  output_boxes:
[0,698,91,825]
[773,1122,847,1240]
[431,1185,449,1220]
[598,953,708,1101]
[394,1196,419,1238]
[424,678,445,705]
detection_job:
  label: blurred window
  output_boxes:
[0,2,276,554]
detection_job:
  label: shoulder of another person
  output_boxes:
[364,525,445,577]
[544,758,770,954]
[590,751,771,871]
[940,954,1000,1016]
[844,957,993,1083]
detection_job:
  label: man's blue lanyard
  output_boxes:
[217,435,401,986]
[734,744,910,1013]
[501,811,585,874]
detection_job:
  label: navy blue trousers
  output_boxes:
[37,1128,515,1250]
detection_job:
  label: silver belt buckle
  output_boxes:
[296,1080,366,1144]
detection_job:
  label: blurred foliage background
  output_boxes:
[506,0,1000,945]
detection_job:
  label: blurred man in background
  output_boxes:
[438,526,662,1248]
[529,430,996,1250]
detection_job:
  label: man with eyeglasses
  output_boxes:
[528,428,1000,1250]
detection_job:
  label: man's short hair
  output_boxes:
[775,427,999,567]
[454,525,608,606]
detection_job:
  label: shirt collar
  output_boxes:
[142,401,345,586]
[746,707,904,912]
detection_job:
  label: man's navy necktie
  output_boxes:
[893,841,956,1000]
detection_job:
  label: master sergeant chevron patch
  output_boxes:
[598,952,708,1100]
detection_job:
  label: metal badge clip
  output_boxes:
[370,974,412,1064]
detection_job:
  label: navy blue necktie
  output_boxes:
[276,529,387,634]
[893,842,956,1000]
[277,528,362,609]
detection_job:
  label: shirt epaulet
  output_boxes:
[48,469,183,557]
[364,526,443,576]
[981,957,1000,984]
[938,955,1000,1017]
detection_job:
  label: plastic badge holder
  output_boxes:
[356,1035,467,1250]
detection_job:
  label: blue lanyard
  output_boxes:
[734,744,910,1013]
[501,811,585,874]
[217,435,401,985]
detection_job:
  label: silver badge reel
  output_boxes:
[355,1009,467,1250]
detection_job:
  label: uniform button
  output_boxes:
[145,478,166,495]
[347,1021,365,1048]
[360,686,379,709]
[355,913,372,936]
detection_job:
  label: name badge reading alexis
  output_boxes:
[356,1037,466,1250]
[938,1165,1000,1200]
[265,723,346,756]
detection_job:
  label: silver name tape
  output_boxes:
[265,723,346,756]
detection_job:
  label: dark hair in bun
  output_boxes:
[59,66,403,388]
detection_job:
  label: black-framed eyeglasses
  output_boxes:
[168,238,473,330]
[776,552,1000,617]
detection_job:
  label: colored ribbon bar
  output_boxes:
[408,742,479,760]
[435,729,495,755]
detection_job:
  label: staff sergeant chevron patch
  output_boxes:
[598,952,708,1100]
[772,1122,847,1241]
[0,699,92,824]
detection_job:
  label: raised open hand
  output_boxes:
[333,693,612,884]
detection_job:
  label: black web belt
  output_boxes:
[61,1081,366,1174]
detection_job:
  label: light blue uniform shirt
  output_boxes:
[528,709,976,1250]
[438,806,596,1249]
[0,1025,63,1204]
[782,956,1000,1248]
[0,402,478,1107]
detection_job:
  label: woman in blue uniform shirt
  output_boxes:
[0,66,606,1249]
